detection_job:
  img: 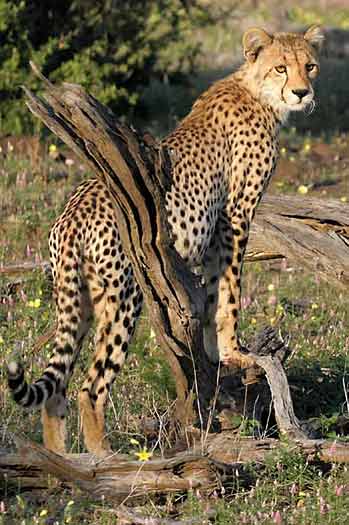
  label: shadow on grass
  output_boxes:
[289,356,348,426]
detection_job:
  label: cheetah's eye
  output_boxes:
[306,63,317,72]
[275,65,287,74]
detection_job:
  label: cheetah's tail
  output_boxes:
[8,250,83,410]
[7,359,59,410]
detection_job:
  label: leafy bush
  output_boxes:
[0,0,200,135]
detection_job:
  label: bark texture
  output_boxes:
[1,435,349,500]
[248,194,349,288]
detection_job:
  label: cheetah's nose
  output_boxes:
[292,89,309,100]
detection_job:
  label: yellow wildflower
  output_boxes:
[135,448,152,461]
[276,303,284,315]
[28,298,41,308]
[298,185,308,195]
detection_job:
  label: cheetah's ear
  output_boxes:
[304,25,325,53]
[243,27,273,63]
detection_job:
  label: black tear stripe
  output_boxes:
[281,72,288,103]
[263,66,274,81]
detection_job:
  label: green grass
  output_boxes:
[1,452,349,524]
[1,132,349,523]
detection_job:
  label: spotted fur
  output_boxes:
[8,26,324,456]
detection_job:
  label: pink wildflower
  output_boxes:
[272,510,282,523]
[319,496,330,514]
[335,485,344,497]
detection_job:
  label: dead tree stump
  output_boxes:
[23,64,219,427]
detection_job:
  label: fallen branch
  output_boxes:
[4,192,349,286]
[1,435,349,499]
[252,353,305,439]
[0,261,49,275]
[249,194,349,288]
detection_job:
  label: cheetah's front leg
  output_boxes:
[206,212,255,370]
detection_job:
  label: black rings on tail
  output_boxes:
[7,361,57,410]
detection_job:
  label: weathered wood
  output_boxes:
[241,327,307,439]
[252,354,306,439]
[1,435,349,499]
[206,433,349,465]
[0,261,48,275]
[249,193,349,288]
[23,64,217,423]
[2,436,218,498]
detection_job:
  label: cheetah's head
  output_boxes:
[242,26,324,119]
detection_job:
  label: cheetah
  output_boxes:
[8,26,324,457]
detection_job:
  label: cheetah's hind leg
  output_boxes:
[79,257,143,457]
[41,284,93,454]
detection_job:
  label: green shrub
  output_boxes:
[0,0,200,135]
